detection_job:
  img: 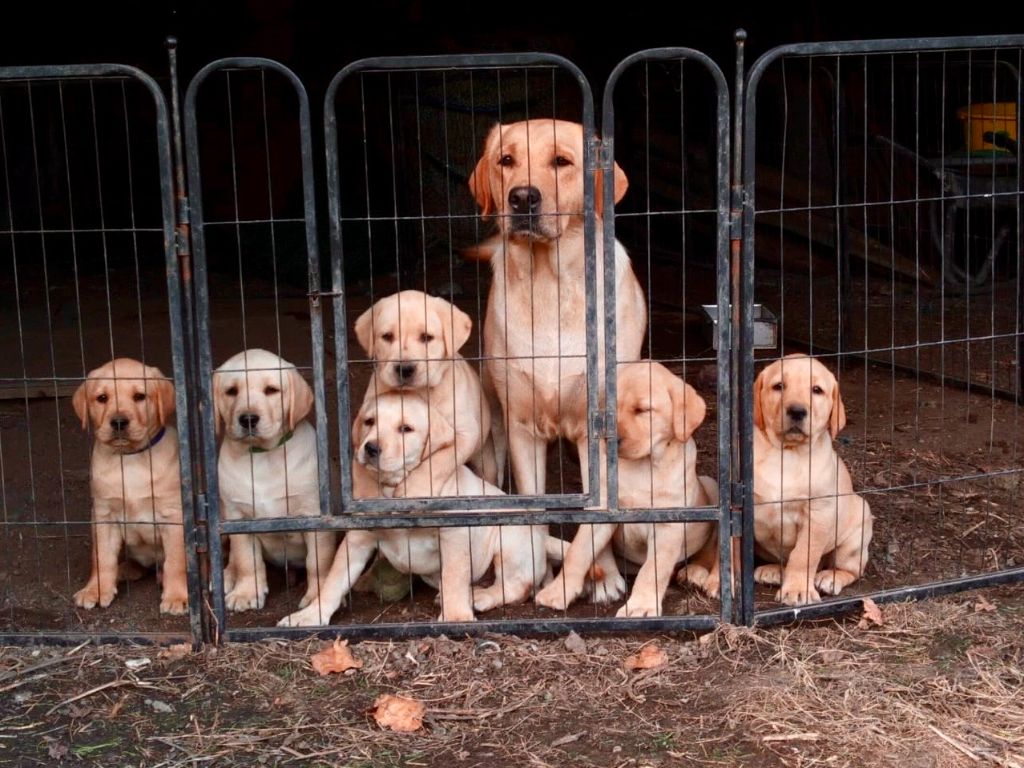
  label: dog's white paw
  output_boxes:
[535,577,577,611]
[589,571,627,605]
[776,581,821,606]
[754,564,783,586]
[276,605,327,627]
[615,598,660,618]
[225,581,267,612]
[159,592,189,616]
[814,569,852,596]
[74,582,116,610]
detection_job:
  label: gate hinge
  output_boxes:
[589,135,613,171]
[195,491,209,525]
[728,481,745,536]
[728,208,743,240]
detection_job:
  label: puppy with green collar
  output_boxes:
[213,348,335,613]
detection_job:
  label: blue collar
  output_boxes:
[123,427,167,455]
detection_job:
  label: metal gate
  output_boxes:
[740,35,1024,627]
[0,61,202,645]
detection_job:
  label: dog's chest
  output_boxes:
[90,438,181,524]
[753,445,839,556]
[377,529,443,577]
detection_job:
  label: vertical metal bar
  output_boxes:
[166,37,208,647]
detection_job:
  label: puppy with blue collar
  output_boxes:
[72,358,187,615]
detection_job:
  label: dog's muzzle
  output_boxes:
[237,412,260,437]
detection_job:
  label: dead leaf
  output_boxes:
[158,642,192,662]
[371,694,425,732]
[564,631,587,655]
[623,643,668,671]
[974,596,997,613]
[310,639,363,676]
[108,695,127,719]
[857,597,884,629]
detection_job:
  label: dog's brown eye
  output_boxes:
[554,155,572,167]
[225,386,238,397]
[399,424,414,433]
[498,154,514,167]
[634,406,649,415]
[364,417,375,427]
[264,386,279,396]
[771,382,784,391]
[812,385,824,395]
[96,393,108,404]
[382,332,395,343]
[419,333,434,343]
[132,392,146,402]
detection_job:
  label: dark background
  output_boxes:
[0,1,1016,90]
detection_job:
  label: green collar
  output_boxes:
[248,430,295,454]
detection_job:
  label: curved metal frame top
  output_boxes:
[0,63,200,644]
[324,52,601,513]
[602,47,734,623]
[740,33,1024,626]
[183,57,329,635]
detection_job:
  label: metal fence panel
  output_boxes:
[741,35,1024,626]
[0,64,200,645]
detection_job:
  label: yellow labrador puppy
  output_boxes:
[354,290,499,494]
[71,358,187,615]
[750,354,873,605]
[468,119,647,609]
[213,348,335,612]
[610,362,718,617]
[278,390,551,626]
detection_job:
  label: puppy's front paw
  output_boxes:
[297,586,321,610]
[74,582,116,610]
[225,580,267,612]
[678,563,709,588]
[277,604,328,627]
[535,576,577,611]
[589,571,627,605]
[776,581,821,606]
[754,564,783,586]
[438,607,475,623]
[615,598,660,618]
[814,568,854,596]
[160,592,189,616]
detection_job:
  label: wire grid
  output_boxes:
[745,41,1024,619]
[0,70,190,641]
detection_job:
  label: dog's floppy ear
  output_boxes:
[72,378,90,430]
[468,123,500,218]
[595,158,629,219]
[211,370,227,437]
[752,367,766,433]
[353,305,376,357]
[670,375,707,443]
[436,297,472,356]
[287,366,314,431]
[829,377,847,439]
[147,365,176,427]
[424,407,456,459]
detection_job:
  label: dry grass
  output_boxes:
[1,585,1022,767]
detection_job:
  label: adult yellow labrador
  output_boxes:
[468,118,647,608]
[278,390,552,626]
[213,348,335,612]
[750,354,873,605]
[610,362,717,617]
[71,358,187,615]
[353,290,499,494]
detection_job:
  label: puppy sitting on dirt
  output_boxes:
[72,358,188,615]
[610,361,718,617]
[684,356,873,604]
[354,290,500,495]
[213,348,335,612]
[278,390,552,626]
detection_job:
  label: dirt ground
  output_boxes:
[1,584,1022,767]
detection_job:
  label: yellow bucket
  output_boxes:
[957,102,1018,152]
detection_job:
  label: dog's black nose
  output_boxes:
[363,441,381,460]
[110,416,129,432]
[786,405,807,421]
[508,185,541,215]
[395,363,416,382]
[238,413,260,430]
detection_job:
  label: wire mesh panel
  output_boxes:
[741,36,1024,625]
[0,65,198,644]
[184,59,330,642]
[599,49,734,624]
